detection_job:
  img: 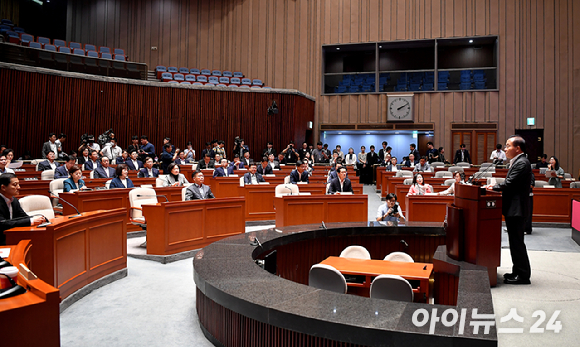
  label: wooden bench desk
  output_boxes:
[320,256,433,302]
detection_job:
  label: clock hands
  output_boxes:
[397,104,408,110]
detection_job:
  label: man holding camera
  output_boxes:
[282,141,299,164]
[376,193,406,224]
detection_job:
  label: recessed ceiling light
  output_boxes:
[425,132,430,135]
[379,46,382,48]
[338,132,342,135]
[469,39,474,43]
[395,132,399,135]
[336,47,340,50]
[366,132,370,135]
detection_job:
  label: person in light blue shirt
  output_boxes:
[376,193,405,224]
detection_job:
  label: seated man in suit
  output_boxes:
[83,150,100,171]
[386,157,399,172]
[454,144,472,164]
[328,166,353,195]
[185,171,215,200]
[241,151,252,168]
[267,154,280,170]
[213,159,234,177]
[138,157,160,178]
[0,173,46,245]
[327,160,344,182]
[229,155,243,170]
[54,155,76,179]
[404,153,417,168]
[126,150,143,171]
[197,153,215,171]
[257,157,273,175]
[175,151,192,165]
[94,157,116,178]
[276,153,287,166]
[290,160,309,184]
[413,156,431,172]
[38,151,60,171]
[244,163,266,184]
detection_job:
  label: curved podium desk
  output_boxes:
[193,222,497,347]
[274,194,368,227]
[142,198,245,255]
[0,240,60,347]
[5,209,127,299]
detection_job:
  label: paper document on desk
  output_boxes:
[7,161,23,169]
[489,177,497,186]
[545,170,556,179]
[0,248,10,258]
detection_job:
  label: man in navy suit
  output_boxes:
[84,150,100,171]
[94,157,116,178]
[0,173,45,245]
[243,163,265,184]
[328,167,353,194]
[488,136,532,285]
[289,160,309,184]
[185,172,215,200]
[256,157,273,175]
[454,144,472,164]
[54,155,76,179]
[229,155,243,171]
[126,150,143,171]
[37,151,60,171]
[213,159,235,177]
[138,157,160,178]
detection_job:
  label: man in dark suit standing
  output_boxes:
[290,160,309,184]
[262,142,276,158]
[488,136,532,285]
[454,144,472,164]
[328,167,353,194]
[42,133,58,159]
[94,157,116,179]
[0,173,46,245]
[257,157,273,175]
[378,141,389,162]
[409,144,420,164]
[185,172,215,200]
[244,163,266,184]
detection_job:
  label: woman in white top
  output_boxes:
[438,171,465,196]
[344,148,357,165]
[163,163,190,187]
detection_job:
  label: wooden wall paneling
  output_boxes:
[543,0,555,157]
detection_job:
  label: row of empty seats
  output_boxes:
[160,74,262,86]
[1,27,129,61]
[155,67,244,79]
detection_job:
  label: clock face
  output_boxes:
[387,95,413,121]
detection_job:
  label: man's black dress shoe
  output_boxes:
[503,273,516,280]
[503,275,530,285]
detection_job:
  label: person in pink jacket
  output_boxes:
[407,173,433,196]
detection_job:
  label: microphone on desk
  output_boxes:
[320,221,327,230]
[48,191,82,218]
[136,194,169,202]
[250,236,262,248]
[284,185,293,196]
[400,239,408,247]
[468,162,496,185]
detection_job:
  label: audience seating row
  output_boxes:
[155,66,243,79]
[1,25,129,61]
